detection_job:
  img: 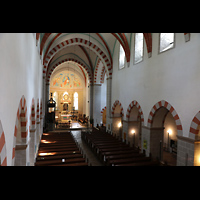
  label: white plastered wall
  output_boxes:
[0,33,42,165]
[111,33,200,139]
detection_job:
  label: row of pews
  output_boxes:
[35,131,88,166]
[82,128,161,166]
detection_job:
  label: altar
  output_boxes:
[60,111,71,123]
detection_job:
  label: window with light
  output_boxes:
[159,33,175,53]
[74,92,78,110]
[134,33,144,64]
[119,44,125,69]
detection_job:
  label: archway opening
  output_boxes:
[128,106,142,149]
[112,103,124,139]
[49,62,90,129]
[151,107,177,165]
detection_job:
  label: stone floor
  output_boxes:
[71,130,103,166]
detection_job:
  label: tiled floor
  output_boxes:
[71,130,103,166]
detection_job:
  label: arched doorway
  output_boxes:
[147,100,183,165]
[101,107,106,126]
[48,62,89,128]
[111,100,124,139]
[126,100,144,148]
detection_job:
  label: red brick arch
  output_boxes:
[12,95,28,165]
[147,100,183,136]
[111,100,124,117]
[43,38,112,78]
[0,120,7,166]
[189,111,200,135]
[46,58,93,84]
[126,100,144,126]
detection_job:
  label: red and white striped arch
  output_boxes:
[0,120,7,166]
[189,111,200,135]
[43,38,112,78]
[46,58,93,84]
[12,95,28,165]
[126,100,144,126]
[111,100,124,117]
[101,106,106,116]
[147,100,183,136]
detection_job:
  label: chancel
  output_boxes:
[1,33,200,166]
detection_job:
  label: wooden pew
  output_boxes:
[50,162,88,166]
[35,157,86,166]
[36,150,82,161]
[105,153,145,166]
[109,156,152,166]
[35,131,88,166]
[115,161,160,166]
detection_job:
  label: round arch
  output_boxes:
[126,100,144,126]
[111,100,124,117]
[0,120,7,166]
[46,58,93,84]
[43,38,112,78]
[189,111,200,136]
[12,95,28,165]
[147,100,183,136]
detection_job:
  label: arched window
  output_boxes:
[74,92,78,110]
[119,44,125,70]
[134,33,144,64]
[159,33,175,53]
[53,92,58,109]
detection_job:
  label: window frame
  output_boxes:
[134,33,144,65]
[118,44,126,70]
[158,33,175,54]
[73,92,78,111]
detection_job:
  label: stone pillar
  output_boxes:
[106,77,112,133]
[93,84,102,127]
[89,84,94,126]
[177,135,194,166]
[149,127,164,160]
[14,142,30,166]
[141,126,164,160]
[141,126,150,157]
[29,129,36,166]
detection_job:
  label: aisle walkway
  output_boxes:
[71,130,103,166]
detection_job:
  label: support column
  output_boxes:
[29,129,36,166]
[141,126,151,157]
[106,77,112,133]
[177,135,194,166]
[93,84,101,127]
[141,126,164,159]
[89,83,94,126]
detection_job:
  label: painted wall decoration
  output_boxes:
[51,72,81,88]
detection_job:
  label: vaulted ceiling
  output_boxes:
[36,33,153,85]
[37,33,191,86]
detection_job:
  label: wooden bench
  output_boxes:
[115,161,160,166]
[109,157,152,166]
[105,153,145,166]
[35,131,88,166]
[50,162,88,166]
[36,150,82,160]
[35,157,86,166]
